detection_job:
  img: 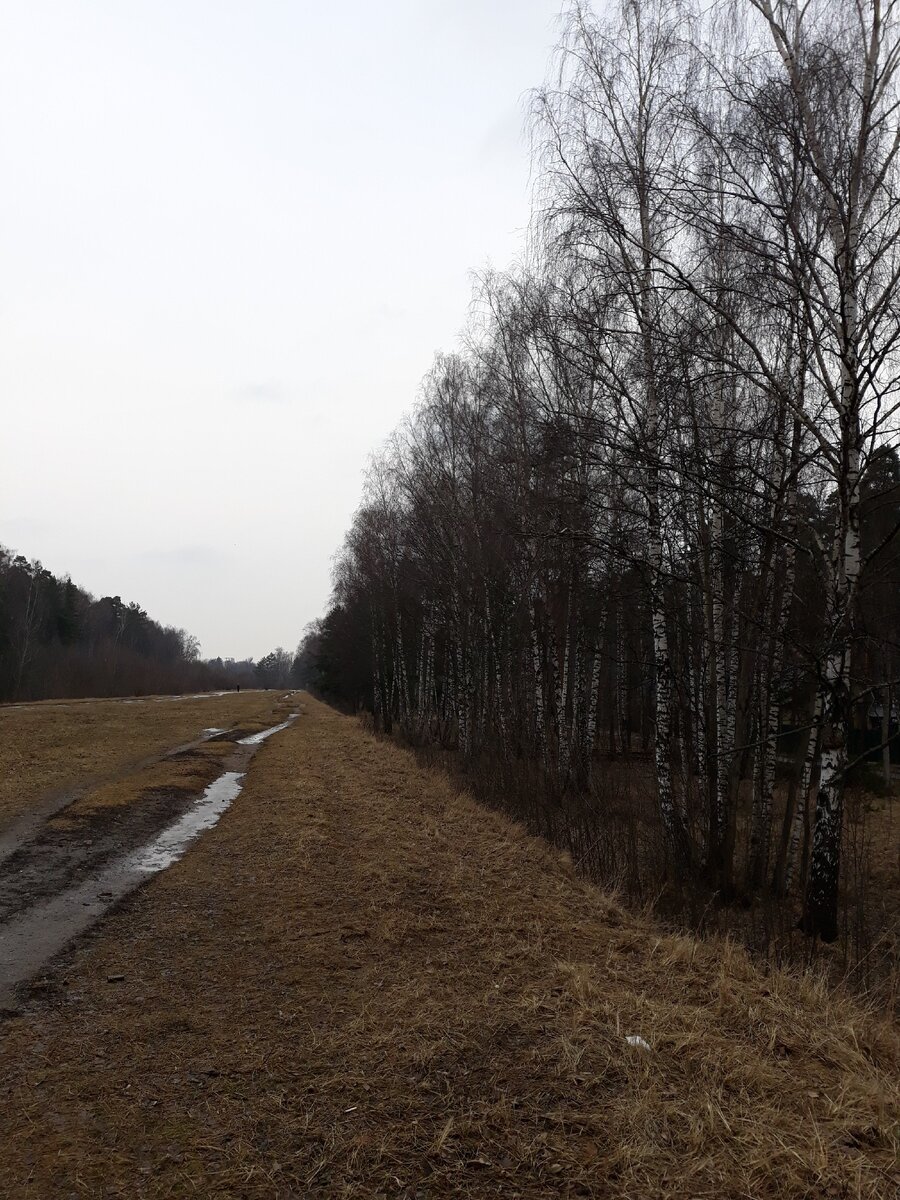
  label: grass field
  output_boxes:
[0,693,896,1198]
[0,690,289,833]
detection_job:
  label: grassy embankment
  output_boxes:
[0,694,896,1198]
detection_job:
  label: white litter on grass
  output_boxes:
[625,1035,652,1051]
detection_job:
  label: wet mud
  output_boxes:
[0,784,200,921]
[0,714,298,1010]
[0,727,232,869]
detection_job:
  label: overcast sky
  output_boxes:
[0,0,564,660]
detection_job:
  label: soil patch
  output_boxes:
[0,784,199,920]
[0,695,299,1009]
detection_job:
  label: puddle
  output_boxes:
[0,728,239,869]
[0,772,244,1005]
[127,771,243,873]
[238,715,298,745]
[0,715,298,1010]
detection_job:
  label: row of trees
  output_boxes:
[0,546,218,700]
[211,649,296,690]
[304,0,900,944]
[0,546,276,700]
[256,647,295,689]
[0,546,306,700]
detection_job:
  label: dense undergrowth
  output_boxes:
[377,717,899,1004]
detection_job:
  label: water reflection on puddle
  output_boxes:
[0,714,298,1007]
[128,770,244,873]
[238,715,298,745]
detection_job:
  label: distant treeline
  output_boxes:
[0,546,297,701]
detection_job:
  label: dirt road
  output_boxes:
[0,695,298,1008]
[0,695,896,1198]
[0,689,288,832]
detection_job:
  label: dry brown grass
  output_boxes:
[0,690,286,831]
[0,694,896,1198]
[409,736,899,996]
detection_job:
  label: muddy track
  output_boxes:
[0,733,254,922]
[0,784,201,920]
[0,713,298,1009]
[0,730,234,867]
